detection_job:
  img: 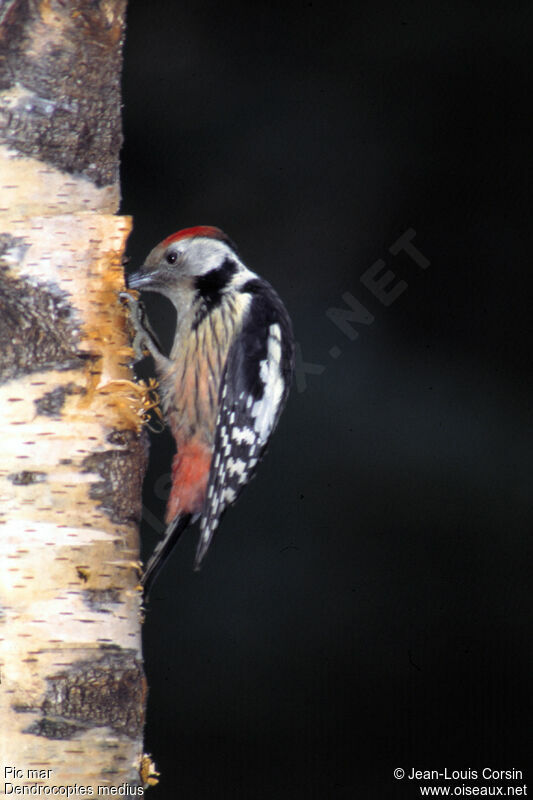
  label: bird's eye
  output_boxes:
[166,250,178,265]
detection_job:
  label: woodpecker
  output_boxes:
[126,226,294,592]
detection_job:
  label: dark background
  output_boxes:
[121,3,532,797]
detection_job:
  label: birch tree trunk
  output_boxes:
[0,1,150,794]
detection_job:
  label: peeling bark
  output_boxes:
[0,1,150,794]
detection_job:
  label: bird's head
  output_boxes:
[127,226,242,302]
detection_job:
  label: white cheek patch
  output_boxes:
[251,323,284,444]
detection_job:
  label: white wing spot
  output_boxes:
[251,323,283,443]
[223,487,237,503]
[269,337,281,364]
[231,426,256,445]
[227,457,247,480]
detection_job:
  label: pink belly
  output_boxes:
[166,438,212,522]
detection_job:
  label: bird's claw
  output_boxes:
[120,291,153,362]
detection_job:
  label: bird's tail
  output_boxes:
[193,515,221,571]
[141,513,192,597]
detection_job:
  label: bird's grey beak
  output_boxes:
[126,270,153,289]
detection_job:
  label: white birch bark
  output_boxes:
[0,1,152,794]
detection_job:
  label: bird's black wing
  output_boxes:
[194,278,294,568]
